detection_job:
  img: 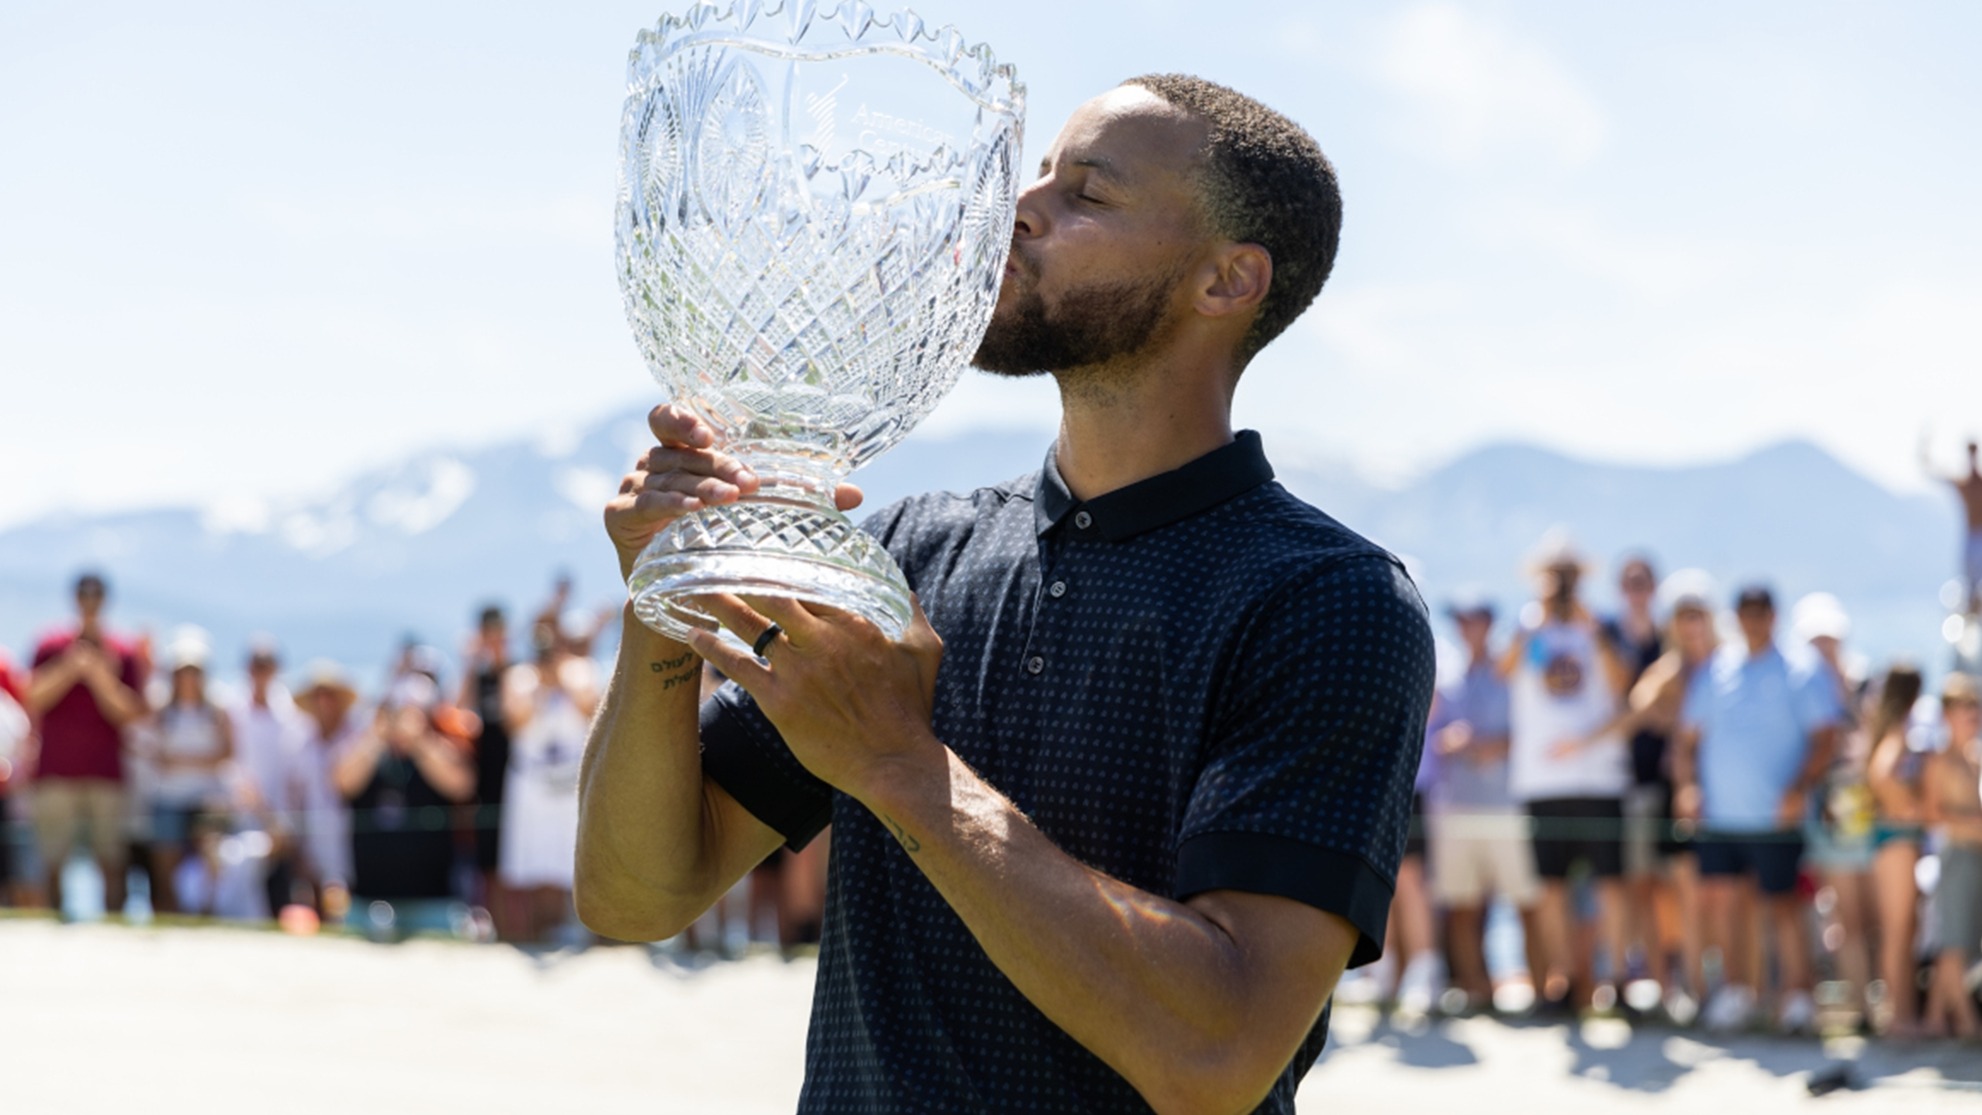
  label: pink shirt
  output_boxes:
[31,629,140,782]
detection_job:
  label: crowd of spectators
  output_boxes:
[0,571,821,954]
[3,511,1980,1041]
[1354,531,1982,1043]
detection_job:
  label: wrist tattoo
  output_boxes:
[650,650,699,691]
[881,814,921,854]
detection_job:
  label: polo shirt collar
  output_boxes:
[1033,429,1275,542]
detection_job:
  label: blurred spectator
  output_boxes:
[460,604,512,932]
[333,675,474,938]
[1793,592,1878,1026]
[136,628,233,915]
[1677,585,1840,1034]
[498,619,597,943]
[530,572,612,660]
[1426,594,1539,1013]
[169,806,268,919]
[1865,663,1928,1037]
[0,647,28,906]
[1602,555,1673,1004]
[1628,571,1721,1019]
[25,572,146,914]
[1382,710,1441,1014]
[1922,436,1982,616]
[228,638,308,913]
[1922,673,1982,1040]
[1503,533,1631,1011]
[294,660,364,923]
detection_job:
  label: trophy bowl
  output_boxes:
[616,0,1024,646]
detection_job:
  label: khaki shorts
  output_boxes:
[1428,808,1540,908]
[31,778,129,869]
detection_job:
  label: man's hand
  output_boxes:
[604,404,863,582]
[686,593,944,797]
[1674,782,1703,823]
[58,640,108,683]
[1433,721,1472,755]
[1774,787,1807,830]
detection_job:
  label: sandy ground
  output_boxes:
[4,918,1980,1114]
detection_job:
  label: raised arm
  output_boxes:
[573,404,860,943]
[24,650,86,716]
[73,643,144,727]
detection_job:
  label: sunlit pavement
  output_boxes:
[4,918,1978,1114]
[1310,1004,1982,1113]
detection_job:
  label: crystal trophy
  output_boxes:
[615,0,1024,646]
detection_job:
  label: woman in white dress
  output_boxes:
[498,624,598,942]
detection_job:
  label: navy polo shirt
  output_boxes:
[701,430,1434,1113]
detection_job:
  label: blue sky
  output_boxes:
[4,1,1979,530]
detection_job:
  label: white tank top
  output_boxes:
[154,703,228,804]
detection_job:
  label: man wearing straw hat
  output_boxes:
[294,660,363,919]
[581,75,1432,1111]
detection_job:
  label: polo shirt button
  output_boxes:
[1048,580,1067,598]
[1073,511,1092,529]
[1026,655,1045,675]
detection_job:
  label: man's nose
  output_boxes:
[1011,177,1048,240]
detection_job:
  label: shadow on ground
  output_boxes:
[1324,1007,1982,1099]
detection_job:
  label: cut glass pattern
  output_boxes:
[615,0,1024,643]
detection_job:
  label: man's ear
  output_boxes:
[1195,242,1271,321]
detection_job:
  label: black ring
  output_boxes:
[751,623,783,658]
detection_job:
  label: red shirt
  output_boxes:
[0,651,21,704]
[0,650,21,793]
[30,629,140,782]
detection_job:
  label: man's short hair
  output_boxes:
[1123,73,1342,366]
[73,571,107,598]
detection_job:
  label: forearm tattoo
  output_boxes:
[881,813,922,854]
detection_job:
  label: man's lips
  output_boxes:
[1002,246,1034,282]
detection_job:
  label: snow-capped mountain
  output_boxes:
[0,409,1963,688]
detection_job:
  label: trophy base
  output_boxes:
[627,498,913,653]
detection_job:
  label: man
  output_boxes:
[1922,437,1982,616]
[25,572,145,913]
[459,604,512,931]
[578,75,1433,1111]
[1502,533,1631,1012]
[228,637,307,912]
[1425,594,1540,1013]
[1674,585,1839,1034]
[294,659,364,921]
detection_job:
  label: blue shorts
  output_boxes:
[1696,830,1804,895]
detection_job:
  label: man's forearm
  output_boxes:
[81,672,143,726]
[24,663,80,716]
[1791,726,1838,794]
[853,745,1350,1115]
[574,610,767,941]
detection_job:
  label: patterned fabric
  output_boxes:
[702,431,1434,1114]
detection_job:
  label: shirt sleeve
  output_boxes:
[698,681,835,850]
[698,499,932,848]
[1174,553,1435,969]
[1793,663,1842,734]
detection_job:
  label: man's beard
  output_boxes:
[970,264,1179,378]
